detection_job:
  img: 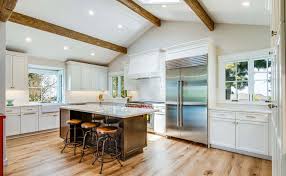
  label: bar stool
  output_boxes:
[79,122,101,163]
[93,126,123,174]
[61,119,82,155]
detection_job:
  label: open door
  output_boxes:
[270,0,286,175]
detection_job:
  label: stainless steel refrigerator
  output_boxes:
[166,55,208,145]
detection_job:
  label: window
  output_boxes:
[28,67,63,103]
[111,75,127,98]
[222,51,272,103]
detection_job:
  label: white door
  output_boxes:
[210,117,236,149]
[6,115,21,136]
[236,120,269,155]
[12,56,27,90]
[21,113,38,134]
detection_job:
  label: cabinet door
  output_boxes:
[99,69,107,91]
[20,113,38,134]
[154,113,166,134]
[67,64,81,91]
[6,115,21,136]
[12,56,27,90]
[39,113,58,130]
[236,120,269,155]
[210,117,236,149]
[81,66,92,90]
[6,55,13,89]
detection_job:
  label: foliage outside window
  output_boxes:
[28,68,63,103]
[225,57,271,102]
[111,75,127,98]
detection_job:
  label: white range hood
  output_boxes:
[127,50,161,79]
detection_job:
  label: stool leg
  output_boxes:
[61,127,69,153]
[79,130,88,163]
[92,136,102,165]
[73,125,77,156]
[99,138,107,174]
[114,139,123,167]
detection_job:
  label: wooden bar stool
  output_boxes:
[61,119,82,155]
[93,126,123,174]
[79,122,101,163]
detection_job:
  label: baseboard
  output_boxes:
[211,144,272,160]
[7,128,59,140]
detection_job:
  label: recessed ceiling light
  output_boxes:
[88,10,95,16]
[25,37,32,43]
[91,52,95,56]
[161,4,167,8]
[117,24,123,29]
[241,1,250,7]
[63,46,69,50]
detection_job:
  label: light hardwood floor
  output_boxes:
[5,131,271,176]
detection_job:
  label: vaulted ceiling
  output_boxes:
[4,0,270,65]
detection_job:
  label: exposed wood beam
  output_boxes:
[9,12,127,53]
[0,0,17,22]
[184,0,214,31]
[118,0,161,27]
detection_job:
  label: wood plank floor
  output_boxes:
[5,131,272,176]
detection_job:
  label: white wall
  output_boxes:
[109,22,270,101]
[109,22,270,72]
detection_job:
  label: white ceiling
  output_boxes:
[134,0,270,25]
[6,0,270,64]
[7,0,153,64]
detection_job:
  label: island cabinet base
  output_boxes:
[60,109,147,161]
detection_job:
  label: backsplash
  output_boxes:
[6,90,29,106]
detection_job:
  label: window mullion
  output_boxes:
[249,59,254,102]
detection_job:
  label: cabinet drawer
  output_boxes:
[39,112,59,130]
[236,112,268,122]
[209,110,235,119]
[21,106,39,114]
[6,107,20,115]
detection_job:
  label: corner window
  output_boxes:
[111,75,126,98]
[223,56,272,103]
[28,67,63,103]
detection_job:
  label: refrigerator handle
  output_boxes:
[177,80,180,127]
[180,80,183,127]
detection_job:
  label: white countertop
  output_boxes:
[209,106,272,114]
[60,104,157,118]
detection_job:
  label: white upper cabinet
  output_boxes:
[6,52,28,90]
[124,64,136,91]
[67,63,81,91]
[128,50,161,79]
[66,61,107,91]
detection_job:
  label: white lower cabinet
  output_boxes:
[39,112,59,130]
[210,110,270,157]
[154,113,166,134]
[6,114,21,136]
[21,112,38,134]
[210,117,236,149]
[236,120,269,155]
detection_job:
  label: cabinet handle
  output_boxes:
[246,115,256,119]
[23,113,37,116]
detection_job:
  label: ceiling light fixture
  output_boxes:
[63,46,69,50]
[25,37,32,43]
[91,52,95,56]
[88,10,95,16]
[241,1,250,7]
[117,24,123,29]
[161,4,167,8]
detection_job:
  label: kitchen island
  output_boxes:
[60,104,156,160]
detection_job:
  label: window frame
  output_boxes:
[28,66,64,103]
[108,72,126,98]
[218,49,273,105]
